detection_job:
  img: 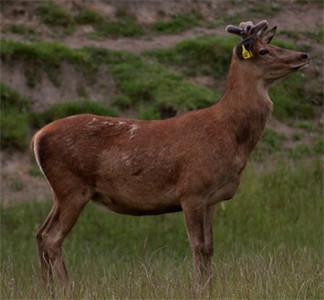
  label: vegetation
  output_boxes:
[1,40,94,87]
[1,159,322,299]
[31,100,119,129]
[260,128,284,152]
[94,19,144,39]
[152,13,201,34]
[0,83,118,150]
[75,9,104,25]
[37,1,73,27]
[269,73,316,119]
[87,46,218,118]
[1,31,321,149]
[1,3,323,299]
[0,83,30,149]
[145,35,236,78]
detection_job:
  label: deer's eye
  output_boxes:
[259,49,269,56]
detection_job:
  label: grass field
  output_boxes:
[1,158,323,299]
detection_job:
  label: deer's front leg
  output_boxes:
[181,199,214,277]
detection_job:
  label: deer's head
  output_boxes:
[226,20,310,86]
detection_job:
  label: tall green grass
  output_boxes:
[1,158,323,299]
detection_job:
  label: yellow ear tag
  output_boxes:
[242,44,253,60]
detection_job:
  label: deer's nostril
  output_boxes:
[301,53,310,60]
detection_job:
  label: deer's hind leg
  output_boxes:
[36,201,57,288]
[36,178,92,293]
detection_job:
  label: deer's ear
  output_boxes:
[261,26,277,44]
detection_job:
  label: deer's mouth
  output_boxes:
[291,62,309,71]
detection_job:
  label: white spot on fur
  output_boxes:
[129,124,139,140]
[102,121,114,126]
[122,153,131,166]
[116,121,127,128]
[87,117,99,127]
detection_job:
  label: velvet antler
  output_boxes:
[226,20,269,39]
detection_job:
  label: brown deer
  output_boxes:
[31,20,309,292]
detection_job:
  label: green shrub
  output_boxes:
[1,82,28,110]
[1,108,30,150]
[37,1,72,26]
[1,83,30,149]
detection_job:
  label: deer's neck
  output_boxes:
[216,57,273,153]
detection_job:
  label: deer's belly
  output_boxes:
[91,187,180,216]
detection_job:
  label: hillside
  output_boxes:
[1,0,323,205]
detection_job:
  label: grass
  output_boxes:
[0,83,118,150]
[86,46,218,119]
[1,39,218,120]
[94,19,144,39]
[1,40,218,149]
[37,1,73,27]
[1,40,95,87]
[31,100,119,128]
[36,1,204,38]
[152,13,201,34]
[1,34,321,150]
[1,40,93,71]
[145,35,236,79]
[75,9,104,25]
[269,72,316,119]
[145,34,318,120]
[0,83,30,149]
[6,24,35,35]
[260,128,285,152]
[1,158,323,299]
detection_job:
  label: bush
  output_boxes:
[0,83,30,149]
[37,1,73,26]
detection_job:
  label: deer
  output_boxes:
[31,20,310,293]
